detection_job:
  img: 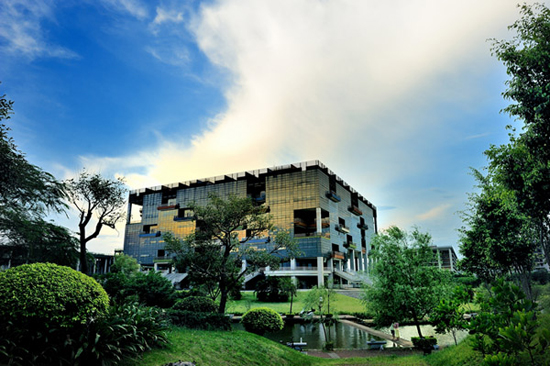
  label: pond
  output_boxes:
[233,321,468,350]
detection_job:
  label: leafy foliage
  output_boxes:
[0,302,168,365]
[364,226,452,338]
[164,193,300,313]
[65,171,127,274]
[173,296,218,313]
[303,284,337,316]
[98,269,176,308]
[469,279,550,365]
[411,336,437,355]
[461,3,550,286]
[0,263,109,328]
[459,167,538,297]
[255,276,296,303]
[110,253,140,275]
[129,270,176,308]
[241,307,284,335]
[166,309,231,331]
[0,86,72,266]
[430,287,469,346]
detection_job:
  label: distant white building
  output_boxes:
[431,246,458,272]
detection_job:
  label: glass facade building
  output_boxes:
[123,160,377,288]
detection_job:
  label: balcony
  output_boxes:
[332,251,345,260]
[157,204,179,211]
[343,242,357,250]
[335,224,350,234]
[139,231,161,238]
[348,205,363,216]
[326,190,341,202]
[357,223,369,230]
[173,216,193,222]
[153,256,172,263]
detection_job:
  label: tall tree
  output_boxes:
[489,3,550,266]
[164,193,300,313]
[364,226,451,338]
[0,85,71,265]
[459,168,538,298]
[65,171,127,274]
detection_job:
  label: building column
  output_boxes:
[241,259,247,273]
[449,248,454,271]
[291,258,296,270]
[317,256,324,287]
[350,251,355,271]
[316,207,322,234]
[328,258,334,287]
[154,262,159,271]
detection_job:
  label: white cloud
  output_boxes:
[0,0,79,60]
[417,204,453,221]
[100,0,148,20]
[89,0,524,188]
[153,6,184,25]
[74,0,532,253]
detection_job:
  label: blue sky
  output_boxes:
[0,0,539,255]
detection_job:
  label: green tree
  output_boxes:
[255,276,296,303]
[0,86,73,266]
[110,253,140,276]
[488,3,550,267]
[459,169,538,298]
[65,171,127,274]
[164,193,300,313]
[430,286,469,346]
[364,226,452,338]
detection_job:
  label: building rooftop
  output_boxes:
[129,160,376,211]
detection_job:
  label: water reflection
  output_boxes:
[232,322,468,349]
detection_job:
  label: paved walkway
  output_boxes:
[306,348,419,359]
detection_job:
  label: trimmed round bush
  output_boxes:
[173,296,218,313]
[241,307,284,335]
[0,263,109,328]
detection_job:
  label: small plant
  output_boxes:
[323,341,334,351]
[241,308,284,335]
[173,296,217,313]
[411,336,437,355]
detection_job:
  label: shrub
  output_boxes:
[74,303,169,365]
[0,302,169,365]
[173,296,218,313]
[411,336,437,354]
[255,276,295,302]
[166,309,231,331]
[129,271,176,308]
[0,263,109,328]
[241,307,284,335]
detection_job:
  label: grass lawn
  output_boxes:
[122,327,485,366]
[122,327,430,366]
[225,290,366,315]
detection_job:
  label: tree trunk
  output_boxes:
[218,287,229,314]
[415,321,423,338]
[79,240,88,274]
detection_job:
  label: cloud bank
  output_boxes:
[50,0,528,252]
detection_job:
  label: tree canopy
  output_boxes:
[364,226,451,338]
[65,171,127,274]
[164,193,300,313]
[460,3,550,288]
[0,85,74,266]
